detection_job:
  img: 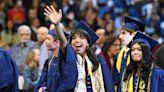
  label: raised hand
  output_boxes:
[44,5,62,24]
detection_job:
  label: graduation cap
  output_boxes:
[123,16,145,32]
[48,29,58,39]
[127,31,158,50]
[75,20,99,44]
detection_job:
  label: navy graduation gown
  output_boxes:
[98,55,115,92]
[112,53,128,91]
[63,44,114,92]
[35,57,60,92]
[35,59,48,91]
[0,48,18,92]
[151,68,164,92]
[117,68,164,92]
[56,44,78,92]
[36,43,114,92]
[35,44,78,92]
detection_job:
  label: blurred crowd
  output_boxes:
[0,0,164,48]
[0,0,164,91]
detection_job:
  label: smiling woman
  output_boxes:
[131,43,143,62]
[70,29,90,57]
[120,31,164,92]
[69,22,104,92]
[35,5,114,92]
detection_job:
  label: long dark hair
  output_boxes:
[69,29,99,72]
[123,41,154,82]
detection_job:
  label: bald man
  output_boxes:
[37,26,49,46]
[35,26,49,76]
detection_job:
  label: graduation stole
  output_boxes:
[128,74,148,92]
[76,54,93,91]
[128,64,154,92]
[85,61,93,92]
[85,55,105,92]
[116,47,130,73]
[76,54,105,92]
[122,71,150,92]
[85,55,92,76]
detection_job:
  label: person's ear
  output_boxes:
[132,32,137,36]
[53,40,60,47]
[86,44,89,49]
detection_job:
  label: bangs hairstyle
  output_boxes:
[123,41,154,82]
[69,29,92,46]
[69,28,100,72]
[24,48,39,70]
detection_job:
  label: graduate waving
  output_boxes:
[42,5,114,92]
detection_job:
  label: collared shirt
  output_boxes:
[11,41,35,74]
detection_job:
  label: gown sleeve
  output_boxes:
[56,43,78,92]
[151,68,164,92]
[98,55,114,92]
[34,59,49,92]
[0,48,18,92]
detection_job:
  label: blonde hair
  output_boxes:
[24,48,39,70]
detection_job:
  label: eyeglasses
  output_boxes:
[112,44,121,47]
